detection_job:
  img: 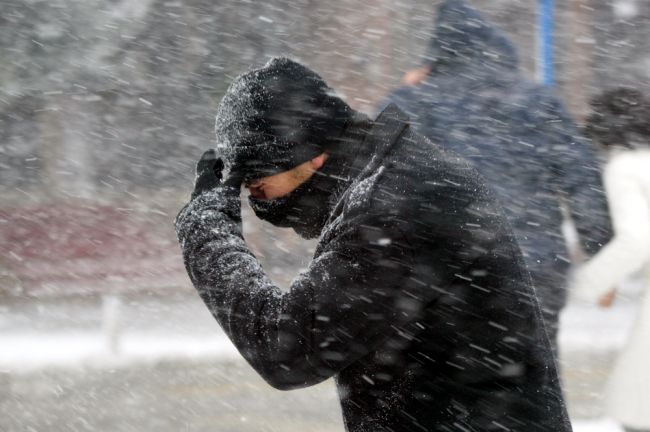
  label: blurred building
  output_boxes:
[1,0,649,297]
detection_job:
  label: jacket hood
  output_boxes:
[424,0,518,72]
[214,57,353,183]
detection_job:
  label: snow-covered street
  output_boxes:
[0,291,639,431]
[3,0,650,429]
[2,293,634,373]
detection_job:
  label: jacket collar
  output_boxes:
[349,103,410,179]
[368,103,410,152]
[325,104,410,222]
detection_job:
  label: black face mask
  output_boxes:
[247,114,373,239]
[248,168,345,239]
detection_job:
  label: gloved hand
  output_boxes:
[188,149,242,221]
[192,149,224,199]
[175,150,247,295]
[176,149,242,241]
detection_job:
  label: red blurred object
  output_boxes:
[0,203,187,297]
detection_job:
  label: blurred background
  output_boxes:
[1,0,649,431]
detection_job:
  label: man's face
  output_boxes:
[244,153,328,200]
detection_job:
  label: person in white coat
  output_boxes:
[573,87,650,432]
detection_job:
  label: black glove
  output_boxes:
[175,150,245,286]
[176,149,242,237]
[192,149,225,199]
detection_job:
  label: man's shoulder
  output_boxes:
[336,120,504,232]
[395,127,489,189]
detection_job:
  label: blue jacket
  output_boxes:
[383,0,612,317]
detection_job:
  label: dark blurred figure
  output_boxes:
[382,0,612,351]
[574,87,650,432]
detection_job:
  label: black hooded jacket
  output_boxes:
[176,102,572,431]
[382,0,612,331]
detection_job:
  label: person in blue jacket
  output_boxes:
[383,0,612,350]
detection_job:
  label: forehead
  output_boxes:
[240,159,289,184]
[246,165,299,184]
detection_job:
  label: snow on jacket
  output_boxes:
[382,0,612,334]
[573,149,650,429]
[176,104,572,431]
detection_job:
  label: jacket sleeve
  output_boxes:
[540,96,613,256]
[572,156,650,301]
[176,189,415,390]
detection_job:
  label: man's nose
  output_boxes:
[249,185,265,199]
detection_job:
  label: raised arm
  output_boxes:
[175,169,415,390]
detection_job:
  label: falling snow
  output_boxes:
[2,0,650,431]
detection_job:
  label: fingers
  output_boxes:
[191,149,244,201]
[192,151,220,198]
[402,67,428,86]
[212,158,224,182]
[196,149,220,176]
[597,289,617,308]
[195,150,223,181]
[197,148,217,165]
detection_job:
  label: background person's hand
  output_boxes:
[598,288,617,308]
[401,66,431,86]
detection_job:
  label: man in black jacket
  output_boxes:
[175,57,572,431]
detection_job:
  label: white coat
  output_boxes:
[573,148,650,429]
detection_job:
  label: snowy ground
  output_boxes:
[0,290,640,431]
[572,419,623,432]
[0,292,238,372]
[0,292,636,372]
